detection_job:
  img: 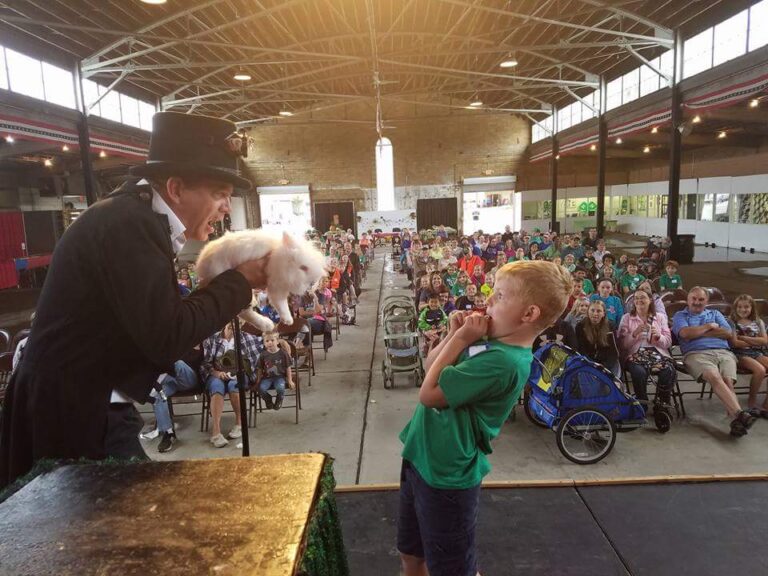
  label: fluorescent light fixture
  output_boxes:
[590,144,597,151]
[750,99,759,108]
[615,137,623,144]
[554,154,560,160]
[99,150,107,158]
[717,131,727,139]
[279,110,294,117]
[62,144,70,151]
[643,145,650,153]
[651,126,658,134]
[44,158,53,167]
[692,115,701,123]
[4,135,14,143]
[233,72,252,81]
[500,58,518,68]
[464,105,480,110]
[140,0,167,4]
[469,100,483,107]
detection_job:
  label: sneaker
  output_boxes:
[210,433,229,448]
[274,396,283,411]
[228,425,242,439]
[158,432,177,453]
[730,411,757,437]
[263,394,274,410]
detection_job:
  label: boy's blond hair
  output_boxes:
[496,260,573,327]
[263,331,279,341]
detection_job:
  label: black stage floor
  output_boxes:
[337,480,768,576]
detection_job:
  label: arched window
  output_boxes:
[375,137,395,211]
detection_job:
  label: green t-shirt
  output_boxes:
[581,278,595,295]
[451,282,467,297]
[443,272,458,288]
[399,341,532,489]
[659,273,682,291]
[620,273,645,292]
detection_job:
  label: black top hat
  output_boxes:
[130,112,252,190]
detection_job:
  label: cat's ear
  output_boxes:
[282,232,297,247]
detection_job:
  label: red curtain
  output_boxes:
[0,212,25,289]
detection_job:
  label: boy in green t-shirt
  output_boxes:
[620,259,646,295]
[659,259,683,291]
[398,261,573,576]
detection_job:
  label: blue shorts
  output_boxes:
[397,459,480,576]
[207,376,239,396]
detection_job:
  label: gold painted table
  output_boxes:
[0,453,348,576]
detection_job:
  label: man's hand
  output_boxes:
[235,254,271,289]
[455,313,488,344]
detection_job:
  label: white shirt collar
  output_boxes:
[149,188,187,255]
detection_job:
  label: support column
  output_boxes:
[74,63,97,207]
[667,30,683,260]
[550,136,559,234]
[596,76,607,237]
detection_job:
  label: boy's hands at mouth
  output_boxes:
[455,313,488,343]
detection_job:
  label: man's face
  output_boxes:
[688,289,708,313]
[169,177,233,241]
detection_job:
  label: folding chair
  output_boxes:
[0,329,10,352]
[10,329,30,353]
[0,351,13,408]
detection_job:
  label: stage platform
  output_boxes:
[337,477,768,576]
[0,454,348,576]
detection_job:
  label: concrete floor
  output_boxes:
[140,249,768,486]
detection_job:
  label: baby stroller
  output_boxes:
[381,298,424,389]
[524,343,646,464]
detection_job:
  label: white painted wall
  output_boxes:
[521,174,768,252]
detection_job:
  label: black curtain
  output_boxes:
[313,202,356,235]
[416,198,458,232]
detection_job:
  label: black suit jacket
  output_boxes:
[0,180,251,487]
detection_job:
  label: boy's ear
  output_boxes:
[522,304,542,325]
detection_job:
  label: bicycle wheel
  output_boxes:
[523,385,550,429]
[556,407,616,465]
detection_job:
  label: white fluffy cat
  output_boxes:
[196,230,326,332]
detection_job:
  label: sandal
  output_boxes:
[730,411,757,437]
[747,407,768,419]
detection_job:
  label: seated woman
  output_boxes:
[419,273,447,311]
[729,294,768,418]
[617,290,674,412]
[297,289,333,351]
[575,300,621,378]
[625,280,667,320]
[201,320,260,448]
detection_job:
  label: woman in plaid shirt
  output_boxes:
[201,320,261,448]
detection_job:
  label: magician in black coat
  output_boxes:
[0,112,263,488]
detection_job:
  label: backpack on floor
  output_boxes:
[341,304,357,325]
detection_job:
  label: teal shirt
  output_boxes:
[659,273,682,291]
[400,341,532,489]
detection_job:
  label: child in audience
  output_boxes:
[442,262,459,289]
[594,239,608,268]
[529,242,540,260]
[509,247,528,263]
[503,239,516,260]
[455,283,478,312]
[597,257,617,282]
[480,271,495,297]
[572,267,594,295]
[591,278,624,328]
[579,246,597,275]
[469,263,485,288]
[414,274,432,308]
[575,300,621,377]
[439,246,457,270]
[451,271,471,297]
[439,290,456,314]
[418,294,449,356]
[563,253,576,273]
[615,253,629,275]
[255,331,294,411]
[566,278,586,310]
[473,292,488,314]
[495,252,507,269]
[565,297,590,330]
[729,294,768,418]
[659,260,683,291]
[398,261,572,576]
[620,259,645,295]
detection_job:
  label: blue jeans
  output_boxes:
[259,376,286,402]
[153,360,199,433]
[207,376,240,397]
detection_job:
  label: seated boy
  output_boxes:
[469,263,485,288]
[439,290,456,314]
[398,261,573,576]
[659,259,683,291]
[572,266,594,295]
[620,259,645,295]
[442,262,459,289]
[255,331,294,411]
[455,283,478,312]
[418,294,449,355]
[473,291,488,314]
